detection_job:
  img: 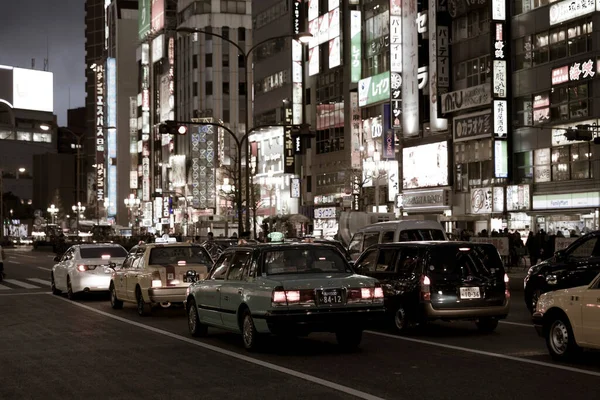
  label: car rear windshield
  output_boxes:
[427,245,504,279]
[400,229,445,241]
[264,247,351,275]
[80,246,127,259]
[149,246,212,265]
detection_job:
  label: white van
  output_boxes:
[347,220,447,260]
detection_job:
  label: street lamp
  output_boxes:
[176,27,313,236]
[124,194,140,231]
[47,204,58,225]
[72,202,86,234]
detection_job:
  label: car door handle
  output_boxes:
[223,295,229,301]
[238,288,243,294]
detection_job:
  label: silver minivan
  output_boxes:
[348,220,447,260]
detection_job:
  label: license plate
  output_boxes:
[183,276,197,283]
[319,289,343,305]
[460,287,481,299]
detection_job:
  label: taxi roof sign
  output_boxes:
[268,232,284,243]
[155,234,177,244]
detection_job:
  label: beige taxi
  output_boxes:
[533,271,600,360]
[109,237,213,316]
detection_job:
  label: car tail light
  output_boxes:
[152,280,162,288]
[347,286,384,303]
[373,286,384,299]
[271,288,313,306]
[504,273,510,299]
[77,265,88,272]
[361,288,371,299]
[420,275,431,301]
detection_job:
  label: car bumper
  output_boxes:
[148,286,189,303]
[72,274,112,293]
[423,300,510,321]
[258,306,386,333]
[532,312,544,336]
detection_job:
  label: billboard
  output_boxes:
[429,0,449,132]
[106,58,117,217]
[12,68,53,112]
[151,0,164,32]
[190,119,217,209]
[138,0,151,39]
[401,0,418,137]
[95,64,106,203]
[403,141,448,189]
[350,11,362,82]
[358,72,390,107]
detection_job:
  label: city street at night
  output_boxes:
[2,247,599,400]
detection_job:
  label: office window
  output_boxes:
[550,143,592,181]
[238,83,246,95]
[206,81,213,95]
[533,32,549,65]
[551,82,590,122]
[238,28,246,41]
[514,36,532,70]
[514,151,533,183]
[455,56,491,88]
[192,55,198,69]
[205,53,212,67]
[223,82,230,95]
[223,109,230,123]
[223,53,230,67]
[193,83,198,97]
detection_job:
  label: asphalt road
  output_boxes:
[1,247,599,400]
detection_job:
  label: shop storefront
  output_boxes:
[531,191,600,236]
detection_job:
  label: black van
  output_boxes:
[353,241,510,333]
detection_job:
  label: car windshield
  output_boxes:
[149,246,212,265]
[428,245,504,279]
[400,229,446,241]
[264,247,351,275]
[79,246,127,259]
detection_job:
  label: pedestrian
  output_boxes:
[0,242,5,280]
[526,232,540,266]
[207,232,214,241]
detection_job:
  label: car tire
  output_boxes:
[51,273,61,295]
[187,298,208,337]
[66,277,77,300]
[393,306,410,334]
[476,318,499,333]
[109,283,123,310]
[241,310,261,351]
[136,287,151,317]
[545,315,581,361]
[336,329,363,351]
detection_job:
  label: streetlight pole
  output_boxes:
[72,202,86,235]
[176,28,312,236]
[124,194,140,233]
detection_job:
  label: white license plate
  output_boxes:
[459,287,481,299]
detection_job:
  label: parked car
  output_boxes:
[353,241,510,333]
[51,243,128,299]
[532,271,600,360]
[524,231,600,313]
[311,238,352,262]
[185,242,385,351]
[109,238,213,316]
[347,220,447,261]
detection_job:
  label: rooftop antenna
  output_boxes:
[44,36,50,71]
[31,58,35,69]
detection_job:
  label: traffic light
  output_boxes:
[158,120,188,135]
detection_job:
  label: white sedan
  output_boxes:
[51,244,128,299]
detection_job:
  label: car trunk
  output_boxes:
[80,257,125,275]
[152,262,210,286]
[427,245,506,309]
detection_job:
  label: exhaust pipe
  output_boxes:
[160,302,171,308]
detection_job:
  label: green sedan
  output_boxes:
[185,242,385,351]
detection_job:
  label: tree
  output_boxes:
[342,166,388,212]
[217,152,246,231]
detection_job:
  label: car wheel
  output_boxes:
[393,306,410,333]
[51,273,61,295]
[476,318,499,333]
[66,277,77,300]
[242,310,261,351]
[336,329,363,351]
[187,298,208,337]
[546,315,581,361]
[529,289,542,314]
[109,283,123,310]
[136,288,151,317]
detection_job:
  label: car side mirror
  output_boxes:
[53,255,61,262]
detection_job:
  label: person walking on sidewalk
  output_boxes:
[526,231,540,267]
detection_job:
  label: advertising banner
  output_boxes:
[382,129,395,159]
[470,237,510,256]
[95,64,106,203]
[138,0,151,39]
[429,0,449,132]
[401,0,418,137]
[350,11,362,83]
[441,84,491,114]
[549,0,595,26]
[359,72,390,107]
[506,184,531,211]
[350,92,362,169]
[190,119,217,209]
[470,187,493,214]
[403,141,448,189]
[151,0,164,32]
[453,111,492,142]
[106,58,117,217]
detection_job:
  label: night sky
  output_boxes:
[0,0,85,125]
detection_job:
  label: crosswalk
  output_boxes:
[0,278,52,291]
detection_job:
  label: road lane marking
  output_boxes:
[37,267,52,271]
[9,261,23,265]
[364,331,600,378]
[0,284,10,290]
[28,278,51,286]
[54,296,386,400]
[0,291,52,296]
[500,321,532,327]
[3,279,39,289]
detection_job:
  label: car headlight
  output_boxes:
[545,274,558,285]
